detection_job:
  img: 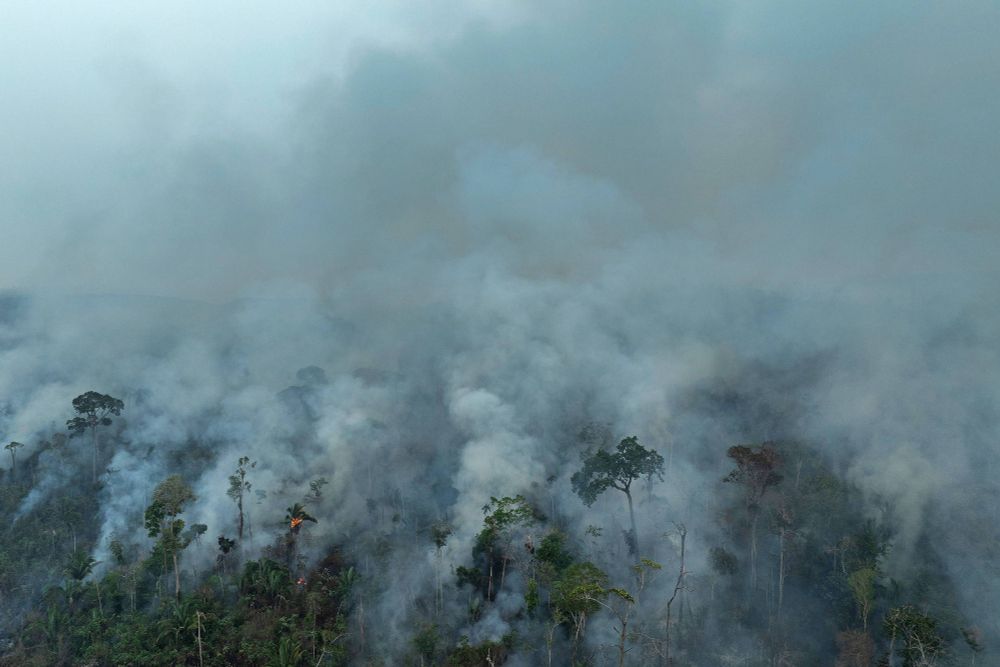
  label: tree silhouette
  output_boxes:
[5,441,23,478]
[723,443,781,592]
[285,502,317,569]
[571,436,664,560]
[66,391,124,484]
[227,456,255,542]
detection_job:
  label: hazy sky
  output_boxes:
[1,1,997,302]
[2,3,1000,651]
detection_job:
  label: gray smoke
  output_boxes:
[1,0,998,660]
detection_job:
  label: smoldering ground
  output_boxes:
[1,0,998,661]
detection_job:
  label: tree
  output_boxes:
[285,502,317,570]
[145,475,195,600]
[664,523,688,666]
[63,549,102,614]
[847,567,877,631]
[4,440,23,478]
[431,522,452,616]
[883,605,945,666]
[553,561,609,665]
[66,391,124,484]
[723,443,781,591]
[595,559,660,667]
[226,456,255,543]
[961,627,984,666]
[482,495,536,599]
[458,495,537,601]
[571,436,664,560]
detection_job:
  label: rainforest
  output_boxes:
[0,2,998,666]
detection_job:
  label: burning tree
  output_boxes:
[66,391,124,484]
[285,502,317,568]
[571,435,664,560]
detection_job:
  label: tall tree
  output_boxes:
[226,456,255,542]
[145,475,195,600]
[571,436,664,560]
[285,502,317,570]
[4,440,23,478]
[664,523,688,667]
[480,495,536,599]
[66,391,124,484]
[723,443,781,592]
[63,549,97,609]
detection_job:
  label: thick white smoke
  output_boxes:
[1,0,998,658]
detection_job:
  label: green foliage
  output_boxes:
[553,562,608,617]
[535,531,573,573]
[709,546,739,576]
[0,417,977,667]
[571,436,664,505]
[481,495,537,533]
[884,605,946,666]
[241,559,292,607]
[109,539,127,566]
[524,577,539,616]
[412,623,440,663]
[455,565,483,591]
[65,391,124,435]
[445,634,513,666]
[848,567,877,627]
[286,503,318,529]
[64,550,96,582]
[608,587,634,604]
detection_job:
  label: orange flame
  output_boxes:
[290,517,303,529]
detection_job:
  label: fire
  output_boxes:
[296,577,306,586]
[290,517,303,529]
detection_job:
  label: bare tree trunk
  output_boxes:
[571,613,586,666]
[91,424,98,484]
[778,529,785,618]
[95,581,103,617]
[237,492,244,541]
[196,611,204,667]
[173,552,181,600]
[665,524,687,667]
[626,489,640,561]
[358,595,366,651]
[435,548,443,616]
[618,620,628,667]
[750,511,759,593]
[546,620,558,667]
[487,552,495,599]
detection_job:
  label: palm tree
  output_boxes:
[284,503,317,569]
[285,503,317,531]
[64,550,98,611]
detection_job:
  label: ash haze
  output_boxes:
[0,1,998,665]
